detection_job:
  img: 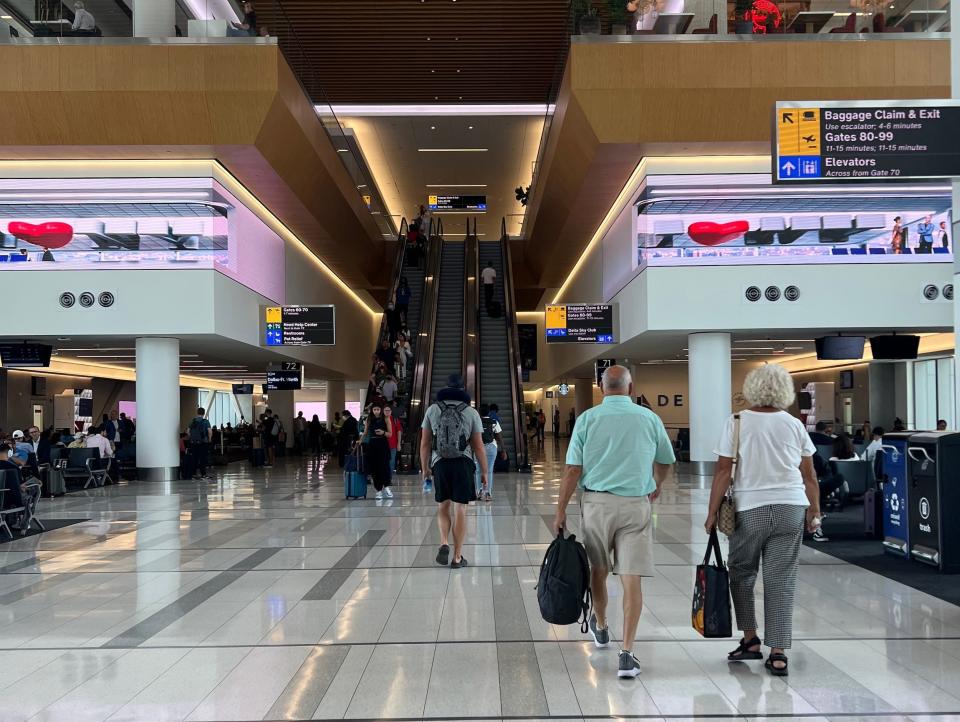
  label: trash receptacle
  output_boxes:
[907,432,960,572]
[878,432,915,558]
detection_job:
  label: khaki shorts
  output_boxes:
[580,491,655,577]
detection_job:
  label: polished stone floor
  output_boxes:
[1,442,960,722]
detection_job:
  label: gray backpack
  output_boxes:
[435,401,469,459]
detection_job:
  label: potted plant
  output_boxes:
[607,0,630,33]
[573,0,602,34]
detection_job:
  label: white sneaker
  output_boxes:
[812,527,830,543]
[374,491,383,500]
[384,487,393,498]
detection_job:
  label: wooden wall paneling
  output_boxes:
[519,39,949,303]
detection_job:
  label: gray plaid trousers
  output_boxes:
[728,504,806,650]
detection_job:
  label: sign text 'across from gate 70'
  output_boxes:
[773,100,960,183]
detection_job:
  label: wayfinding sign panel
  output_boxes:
[545,304,615,344]
[263,305,335,347]
[428,195,487,211]
[773,100,960,183]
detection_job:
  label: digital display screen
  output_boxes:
[816,336,865,360]
[264,306,335,346]
[428,195,487,211]
[265,362,302,391]
[636,173,952,268]
[232,383,254,394]
[774,101,960,183]
[0,343,53,368]
[545,305,615,344]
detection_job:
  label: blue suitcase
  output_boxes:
[345,471,367,499]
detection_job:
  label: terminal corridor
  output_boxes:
[0,447,957,721]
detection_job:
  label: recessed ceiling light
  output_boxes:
[426,36,431,40]
[431,69,435,73]
[316,103,576,117]
[456,69,461,73]
[468,125,474,130]
[418,148,488,152]
[430,125,436,130]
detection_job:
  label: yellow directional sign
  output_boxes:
[778,107,819,157]
[798,108,820,154]
[545,305,567,330]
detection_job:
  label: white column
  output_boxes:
[136,338,180,481]
[133,0,175,37]
[689,333,731,475]
[574,379,595,416]
[268,390,295,449]
[326,380,345,426]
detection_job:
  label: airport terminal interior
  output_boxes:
[0,0,958,720]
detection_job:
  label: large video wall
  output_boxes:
[636,174,953,267]
[0,177,285,301]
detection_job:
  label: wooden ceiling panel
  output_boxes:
[258,0,572,103]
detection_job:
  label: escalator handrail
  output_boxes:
[407,232,444,471]
[463,220,478,405]
[501,222,530,471]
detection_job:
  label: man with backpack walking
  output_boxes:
[552,366,675,678]
[420,375,489,568]
[188,407,213,481]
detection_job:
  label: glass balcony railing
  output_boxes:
[0,0,277,39]
[571,0,949,37]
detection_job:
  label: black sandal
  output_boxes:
[727,636,763,661]
[765,652,789,676]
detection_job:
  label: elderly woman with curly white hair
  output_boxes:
[704,363,821,677]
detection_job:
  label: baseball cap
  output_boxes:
[11,430,23,439]
[446,374,464,389]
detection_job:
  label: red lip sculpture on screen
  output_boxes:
[8,222,74,249]
[687,221,749,247]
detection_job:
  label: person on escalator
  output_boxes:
[395,278,411,323]
[385,302,403,343]
[376,339,394,368]
[481,261,497,309]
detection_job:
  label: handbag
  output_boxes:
[691,529,733,638]
[716,414,740,536]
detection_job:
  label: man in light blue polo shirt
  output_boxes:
[553,365,675,679]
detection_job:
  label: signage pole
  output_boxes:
[953,0,960,428]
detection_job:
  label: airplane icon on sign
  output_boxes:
[803,135,816,143]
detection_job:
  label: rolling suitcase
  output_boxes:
[344,447,367,500]
[46,465,66,497]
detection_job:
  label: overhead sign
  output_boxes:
[774,100,960,183]
[264,305,335,347]
[428,195,487,211]
[558,383,570,397]
[595,358,616,386]
[265,362,302,391]
[545,304,615,344]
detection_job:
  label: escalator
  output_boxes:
[474,219,529,471]
[367,218,427,424]
[428,239,467,403]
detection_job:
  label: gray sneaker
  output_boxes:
[618,650,641,678]
[588,614,610,648]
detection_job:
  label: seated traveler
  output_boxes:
[228,1,257,36]
[808,421,834,446]
[70,1,96,34]
[861,426,885,462]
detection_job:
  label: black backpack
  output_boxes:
[481,416,495,444]
[537,530,591,631]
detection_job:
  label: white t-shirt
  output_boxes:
[861,438,882,462]
[481,267,497,285]
[714,410,814,512]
